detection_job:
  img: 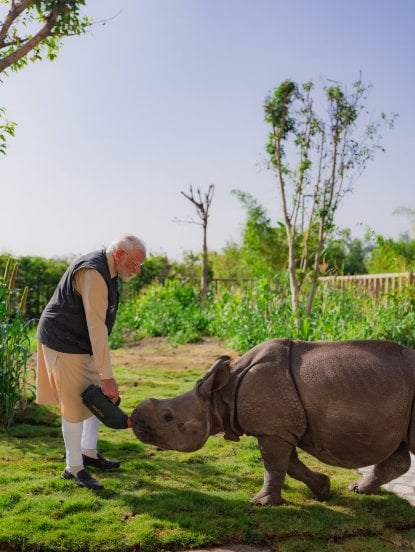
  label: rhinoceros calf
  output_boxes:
[130,339,415,506]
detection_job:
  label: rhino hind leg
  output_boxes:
[287,449,330,501]
[348,442,411,494]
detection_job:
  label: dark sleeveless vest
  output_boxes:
[37,250,119,354]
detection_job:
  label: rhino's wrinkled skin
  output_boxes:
[130,339,415,506]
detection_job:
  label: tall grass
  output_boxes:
[0,259,31,427]
[111,276,415,353]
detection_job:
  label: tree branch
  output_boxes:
[172,216,202,227]
[180,184,214,226]
[0,2,70,73]
[0,0,35,47]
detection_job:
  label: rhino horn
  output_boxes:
[197,355,231,398]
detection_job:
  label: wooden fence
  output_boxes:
[206,272,415,298]
[209,278,258,294]
[319,272,415,297]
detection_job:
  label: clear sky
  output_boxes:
[1,0,414,260]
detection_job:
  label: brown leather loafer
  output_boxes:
[82,452,121,470]
[62,468,104,490]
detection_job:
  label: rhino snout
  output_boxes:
[130,401,157,440]
[129,399,172,445]
[130,396,211,452]
[130,417,163,447]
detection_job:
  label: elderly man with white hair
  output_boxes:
[36,234,146,490]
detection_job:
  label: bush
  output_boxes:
[110,275,415,353]
[367,291,415,347]
[111,279,210,347]
[206,276,295,351]
[0,260,32,427]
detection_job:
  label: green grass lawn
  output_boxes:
[1,340,415,551]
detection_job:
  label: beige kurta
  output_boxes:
[36,253,117,422]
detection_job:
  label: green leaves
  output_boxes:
[0,106,16,155]
[264,80,298,164]
[0,260,32,427]
[230,189,288,277]
[264,80,298,128]
[111,280,211,347]
[0,1,92,153]
[0,1,90,73]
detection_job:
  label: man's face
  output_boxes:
[115,248,146,282]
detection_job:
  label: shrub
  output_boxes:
[110,275,415,353]
[0,260,31,427]
[111,279,210,347]
[368,291,415,347]
[206,277,296,351]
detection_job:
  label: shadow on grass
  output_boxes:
[111,486,415,544]
[93,447,415,543]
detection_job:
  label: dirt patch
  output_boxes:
[189,547,272,552]
[110,337,238,371]
[27,337,238,382]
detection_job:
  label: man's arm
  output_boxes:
[74,269,119,402]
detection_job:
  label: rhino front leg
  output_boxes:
[287,449,330,501]
[251,435,293,506]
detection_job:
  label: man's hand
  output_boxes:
[100,378,119,403]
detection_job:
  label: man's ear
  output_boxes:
[113,248,123,261]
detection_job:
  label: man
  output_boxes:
[36,234,146,490]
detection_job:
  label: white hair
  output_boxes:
[106,234,146,254]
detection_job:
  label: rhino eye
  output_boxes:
[163,413,174,422]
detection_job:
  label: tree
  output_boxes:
[231,189,287,278]
[119,253,172,301]
[264,77,396,318]
[393,207,415,238]
[179,184,215,297]
[209,242,244,279]
[0,254,70,317]
[324,228,372,275]
[367,235,415,273]
[0,0,91,153]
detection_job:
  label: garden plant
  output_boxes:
[0,259,31,427]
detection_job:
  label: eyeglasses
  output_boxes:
[121,249,145,270]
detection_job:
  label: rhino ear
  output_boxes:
[197,355,231,398]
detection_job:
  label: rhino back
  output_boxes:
[290,340,415,467]
[235,339,307,446]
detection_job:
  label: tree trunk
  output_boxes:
[201,222,209,297]
[306,218,325,316]
[285,223,300,326]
